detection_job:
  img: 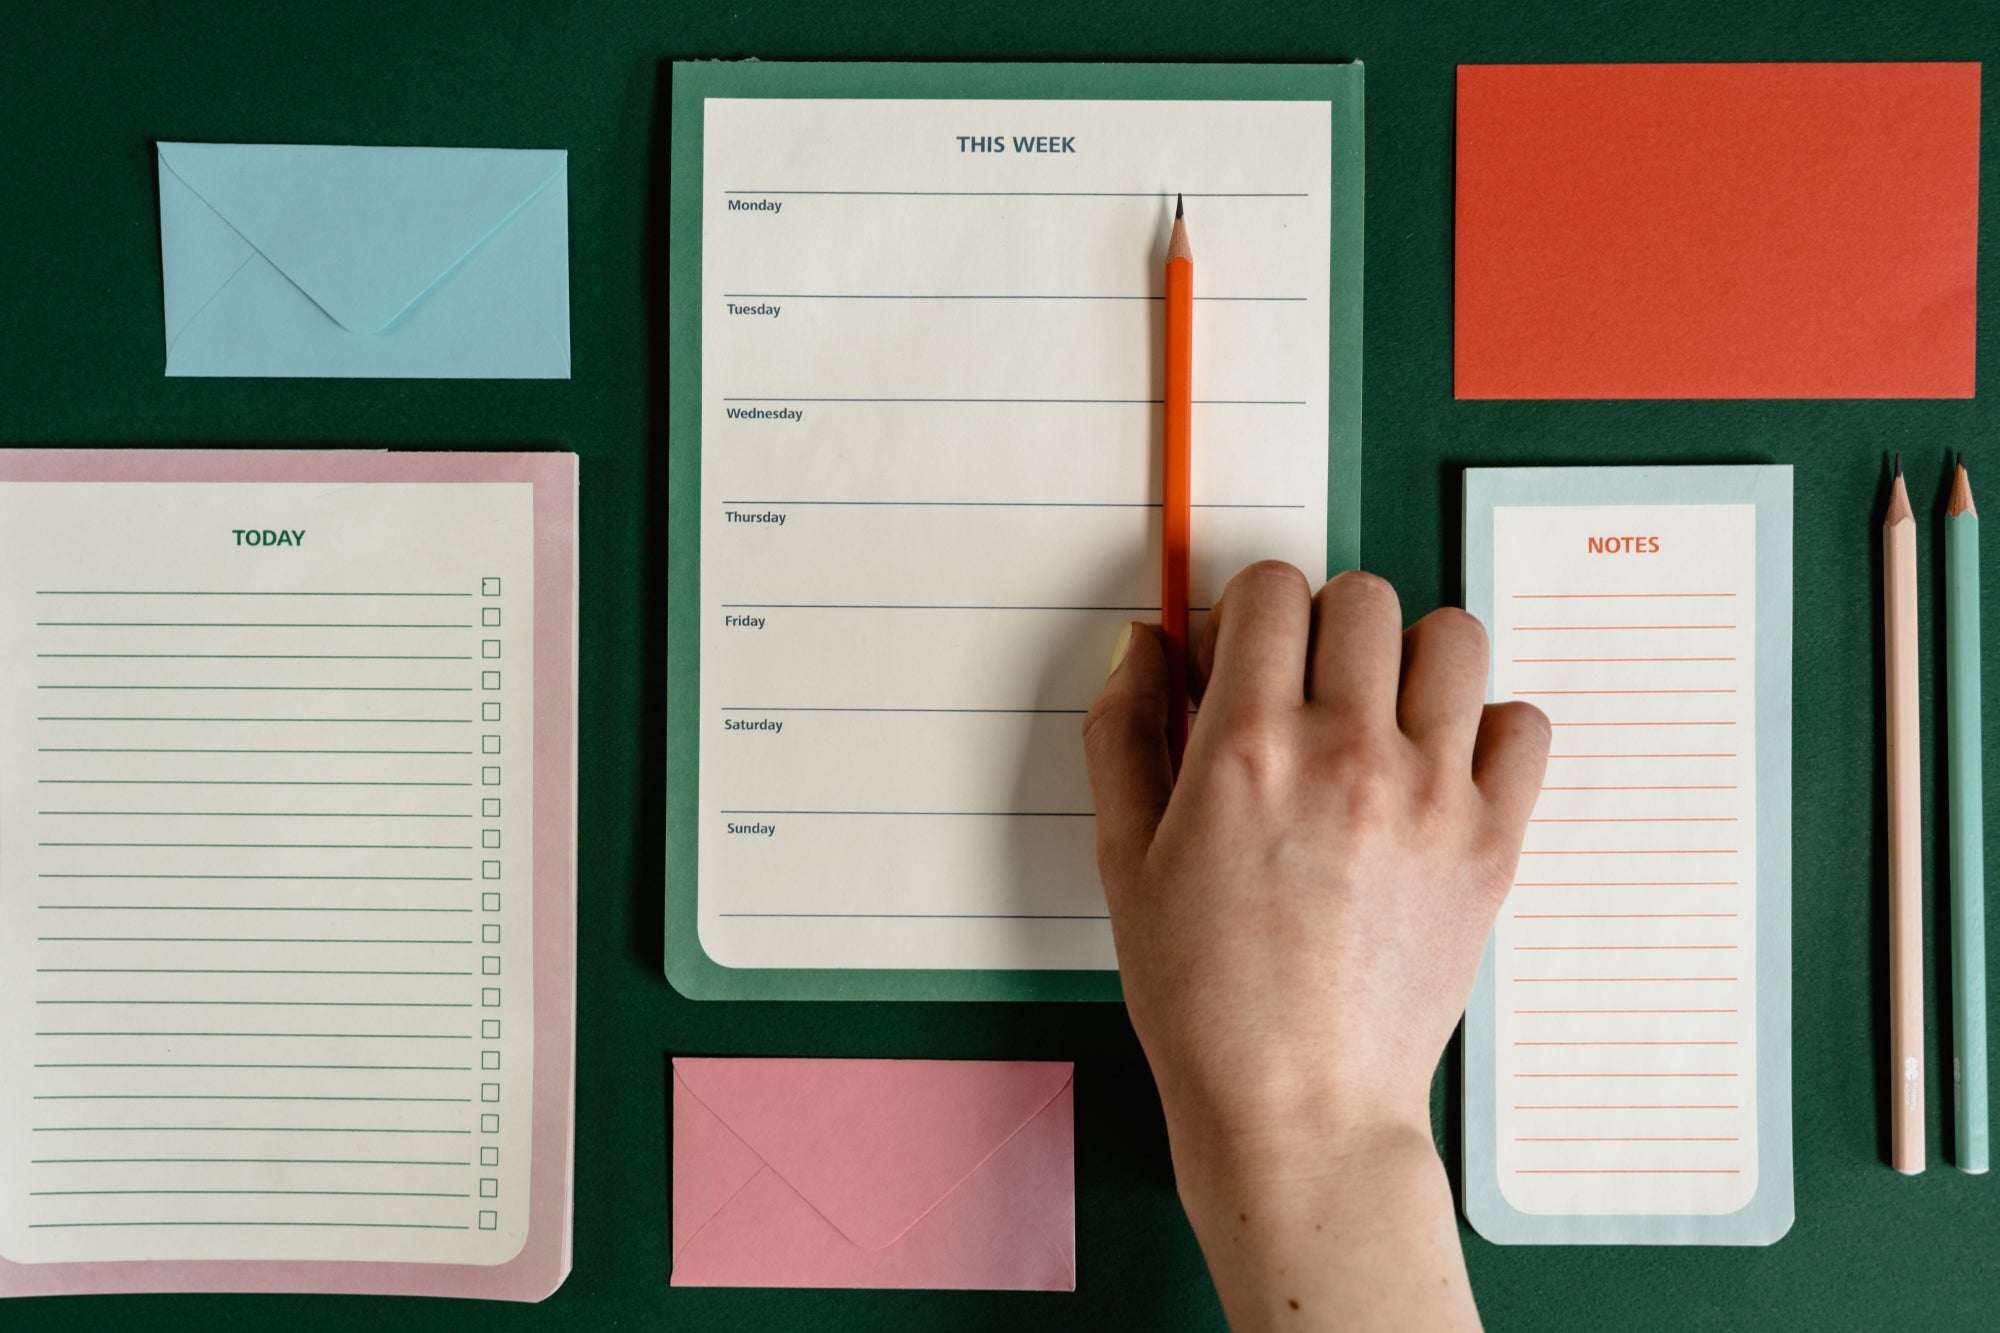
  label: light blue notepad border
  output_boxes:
[1461,465,1794,1246]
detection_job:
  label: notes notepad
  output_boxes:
[667,60,1364,1001]
[0,450,577,1300]
[1462,466,1792,1245]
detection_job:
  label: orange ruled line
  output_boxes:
[1515,1104,1738,1110]
[1540,785,1737,792]
[1512,593,1737,600]
[1515,944,1738,951]
[1513,881,1738,888]
[1529,818,1737,824]
[1522,845,1740,853]
[1513,1009,1739,1014]
[1512,1064,1736,1072]
[1513,977,1737,983]
[1514,689,1737,696]
[1552,720,1735,727]
[1512,1032,1736,1040]
[1547,753,1738,759]
[1513,656,1738,663]
[1512,914,1739,920]
[1513,1169,1741,1175]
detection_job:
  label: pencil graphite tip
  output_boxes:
[1894,453,1903,479]
[1175,192,1183,219]
[1950,456,1977,518]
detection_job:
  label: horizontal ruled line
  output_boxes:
[718,602,1210,612]
[1550,721,1734,728]
[40,748,472,755]
[41,875,470,882]
[1513,1009,1739,1014]
[718,292,1306,302]
[721,706,1086,715]
[718,808,1092,818]
[36,1088,468,1096]
[716,499,1303,510]
[1512,1064,1736,1072]
[39,968,471,976]
[37,622,470,629]
[40,685,470,693]
[39,717,469,724]
[1514,882,1738,888]
[1515,1105,1737,1110]
[36,1030,468,1039]
[40,906,473,915]
[1528,818,1736,824]
[1513,945,1737,952]
[39,655,473,661]
[1511,625,1735,632]
[33,1125,467,1134]
[1512,914,1738,920]
[1518,848,1738,855]
[1513,977,1737,983]
[32,1157,469,1165]
[36,1063,466,1070]
[722,396,1303,406]
[38,590,472,598]
[41,812,470,819]
[1512,593,1735,600]
[1538,787,1737,793]
[718,911,1109,920]
[1514,1137,1739,1142]
[29,1221,470,1230]
[1512,657,1737,663]
[40,842,471,849]
[31,1189,470,1198]
[41,782,472,789]
[1545,754,1737,759]
[37,1001,472,1008]
[1512,1032,1736,1040]
[1513,689,1735,696]
[38,935,467,943]
[1513,1169,1740,1175]
[721,189,1309,198]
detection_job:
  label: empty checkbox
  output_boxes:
[482,924,501,943]
[482,735,501,754]
[479,1210,497,1230]
[481,1114,499,1133]
[482,766,501,786]
[482,892,501,912]
[482,956,501,975]
[480,1146,499,1166]
[482,1051,500,1070]
[482,670,501,690]
[480,1178,499,1198]
[481,702,501,721]
[482,861,501,880]
[482,640,501,659]
[482,607,502,627]
[482,829,501,848]
[481,1083,500,1103]
[482,798,501,817]
[482,1020,500,1039]
[482,988,501,1007]
[481,578,501,596]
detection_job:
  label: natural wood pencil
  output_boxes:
[1163,195,1192,767]
[1884,456,1925,1175]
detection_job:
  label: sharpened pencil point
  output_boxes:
[1894,453,1903,478]
[1175,193,1183,219]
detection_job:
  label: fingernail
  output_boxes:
[1106,622,1135,679]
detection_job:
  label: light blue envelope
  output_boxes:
[157,143,570,378]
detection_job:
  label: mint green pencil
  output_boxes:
[1948,456,1988,1174]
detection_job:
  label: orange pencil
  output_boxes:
[1163,195,1193,767]
[1883,455,1925,1174]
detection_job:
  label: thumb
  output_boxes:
[1082,622,1175,899]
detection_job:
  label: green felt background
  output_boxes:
[2,1,1997,1328]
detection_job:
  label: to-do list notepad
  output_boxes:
[1462,466,1792,1246]
[667,61,1364,1001]
[0,451,577,1300]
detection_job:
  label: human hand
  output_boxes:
[1082,564,1549,1331]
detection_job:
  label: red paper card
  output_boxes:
[1455,63,1980,399]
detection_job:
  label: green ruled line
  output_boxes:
[40,907,474,915]
[30,1221,471,1230]
[37,622,471,629]
[38,937,470,944]
[39,655,474,661]
[40,748,473,755]
[36,591,473,598]
[33,1157,469,1165]
[40,874,472,881]
[39,685,473,693]
[38,968,472,976]
[32,1189,471,1198]
[38,716,471,723]
[41,772,478,784]
[37,1001,472,1008]
[37,1031,469,1039]
[33,1088,470,1096]
[35,1063,469,1071]
[40,812,472,818]
[40,841,473,848]
[32,1126,471,1135]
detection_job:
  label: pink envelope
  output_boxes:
[671,1058,1075,1291]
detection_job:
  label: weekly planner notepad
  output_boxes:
[667,61,1364,1000]
[0,451,578,1300]
[1462,466,1793,1246]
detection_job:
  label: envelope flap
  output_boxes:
[156,143,566,334]
[675,1058,1074,1251]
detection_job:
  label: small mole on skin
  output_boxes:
[1288,1299,1300,1311]
[1239,1212,1248,1223]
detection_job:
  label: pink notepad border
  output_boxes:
[0,450,578,1302]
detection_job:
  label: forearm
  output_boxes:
[1170,1119,1481,1333]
